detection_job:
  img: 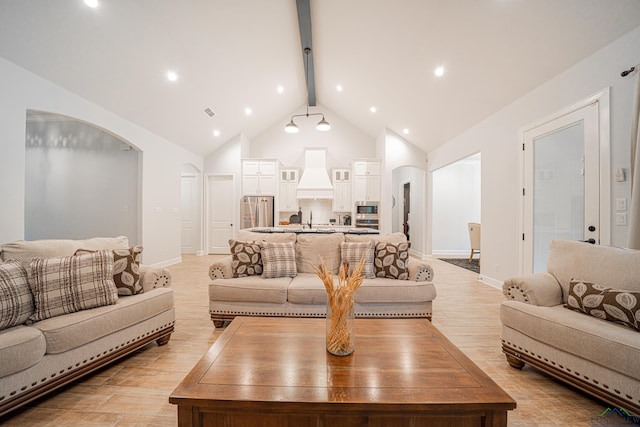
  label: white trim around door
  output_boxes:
[519,88,610,275]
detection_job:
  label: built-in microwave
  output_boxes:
[355,202,378,216]
[355,202,379,229]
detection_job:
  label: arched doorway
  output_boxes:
[391,165,426,257]
[181,163,203,255]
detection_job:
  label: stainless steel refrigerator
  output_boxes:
[240,196,274,229]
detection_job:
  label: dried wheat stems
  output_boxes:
[313,255,367,356]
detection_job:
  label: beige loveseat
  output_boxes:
[0,236,174,417]
[209,231,436,327]
[501,239,640,413]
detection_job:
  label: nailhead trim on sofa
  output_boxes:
[502,339,639,410]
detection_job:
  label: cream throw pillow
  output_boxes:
[28,250,117,323]
[0,260,34,330]
[340,241,375,279]
[260,241,297,279]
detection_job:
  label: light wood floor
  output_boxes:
[1,256,608,426]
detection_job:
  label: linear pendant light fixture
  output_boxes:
[284,48,331,133]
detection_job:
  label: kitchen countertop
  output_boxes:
[247,226,379,234]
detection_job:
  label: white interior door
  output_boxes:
[180,174,198,254]
[207,175,234,254]
[523,103,600,273]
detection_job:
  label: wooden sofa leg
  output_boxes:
[156,334,171,346]
[506,354,525,369]
[213,320,226,328]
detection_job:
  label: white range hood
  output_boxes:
[297,148,333,199]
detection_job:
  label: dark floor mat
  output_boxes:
[439,258,480,274]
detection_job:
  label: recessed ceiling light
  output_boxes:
[403,128,410,135]
[369,106,377,113]
[245,107,252,115]
[434,66,445,77]
[277,86,284,94]
[84,0,99,8]
[336,85,343,92]
[166,71,178,82]
[213,130,221,137]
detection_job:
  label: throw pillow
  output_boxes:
[260,241,297,279]
[75,246,143,295]
[0,260,34,330]
[229,240,263,278]
[374,241,411,280]
[340,241,375,279]
[566,280,640,332]
[28,250,118,323]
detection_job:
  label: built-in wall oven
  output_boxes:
[355,202,379,229]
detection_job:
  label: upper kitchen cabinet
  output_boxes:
[353,161,381,202]
[332,169,351,212]
[242,159,277,195]
[279,169,299,212]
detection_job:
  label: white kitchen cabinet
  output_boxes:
[353,161,380,176]
[279,169,299,211]
[332,169,351,212]
[353,161,381,202]
[242,160,276,195]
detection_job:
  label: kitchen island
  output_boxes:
[247,226,379,234]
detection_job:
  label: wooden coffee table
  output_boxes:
[170,317,515,427]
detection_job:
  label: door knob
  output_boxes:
[582,238,596,244]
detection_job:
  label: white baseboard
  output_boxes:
[150,256,182,269]
[409,249,428,260]
[431,250,470,258]
[478,274,502,290]
[196,250,205,256]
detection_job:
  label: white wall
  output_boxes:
[0,56,203,266]
[431,154,481,257]
[428,25,640,283]
[203,133,243,177]
[249,104,374,169]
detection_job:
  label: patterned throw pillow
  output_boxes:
[0,260,34,330]
[76,246,143,295]
[566,280,640,332]
[340,241,375,279]
[260,241,297,279]
[229,240,262,278]
[28,250,118,323]
[374,241,411,280]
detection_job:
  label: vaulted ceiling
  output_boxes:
[1,1,639,157]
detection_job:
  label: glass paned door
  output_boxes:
[523,103,599,273]
[532,122,584,272]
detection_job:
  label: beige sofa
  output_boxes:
[209,231,436,327]
[501,239,640,413]
[0,236,174,417]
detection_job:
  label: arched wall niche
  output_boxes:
[25,110,141,244]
